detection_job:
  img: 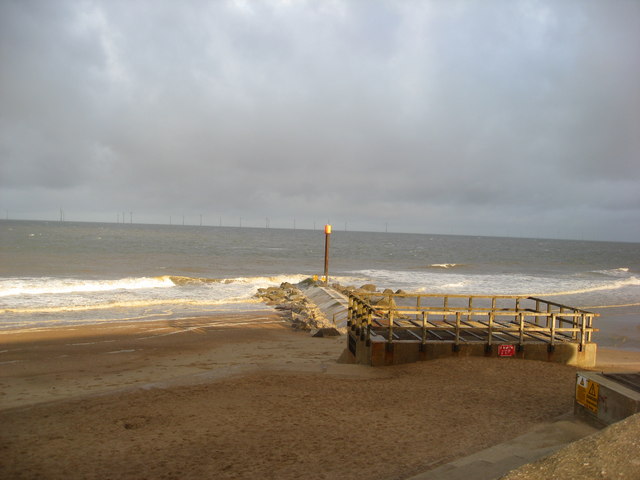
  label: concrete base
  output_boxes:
[574,371,640,426]
[347,332,597,368]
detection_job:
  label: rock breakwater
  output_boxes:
[255,280,335,332]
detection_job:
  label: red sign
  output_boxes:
[498,345,516,357]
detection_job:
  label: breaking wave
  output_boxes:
[0,276,174,297]
[0,273,311,330]
[0,274,311,298]
[0,297,264,315]
[420,263,466,269]
[532,276,640,297]
[592,267,631,277]
[349,269,640,297]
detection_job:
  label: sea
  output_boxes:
[1,220,639,350]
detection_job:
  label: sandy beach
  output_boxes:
[2,313,640,480]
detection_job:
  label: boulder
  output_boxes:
[375,296,396,308]
[312,327,341,337]
[297,277,314,286]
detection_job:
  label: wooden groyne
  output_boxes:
[346,291,598,367]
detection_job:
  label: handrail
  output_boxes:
[347,291,597,350]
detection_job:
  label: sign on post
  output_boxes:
[576,375,599,413]
[498,344,516,357]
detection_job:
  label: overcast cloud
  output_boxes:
[1,0,639,241]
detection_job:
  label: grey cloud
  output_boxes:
[1,0,638,240]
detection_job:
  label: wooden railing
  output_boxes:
[347,292,597,351]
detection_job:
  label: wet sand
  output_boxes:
[2,313,640,479]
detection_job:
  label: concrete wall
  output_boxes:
[347,332,597,368]
[574,372,640,426]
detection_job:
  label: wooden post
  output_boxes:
[323,224,331,285]
[488,312,494,346]
[422,311,427,346]
[518,312,524,347]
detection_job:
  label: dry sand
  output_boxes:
[1,313,639,480]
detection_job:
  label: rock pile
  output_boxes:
[332,284,408,308]
[256,280,411,334]
[255,281,335,332]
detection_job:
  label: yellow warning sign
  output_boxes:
[586,381,599,413]
[575,375,599,413]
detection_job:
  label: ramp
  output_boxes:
[301,286,349,332]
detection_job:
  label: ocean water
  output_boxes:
[1,220,639,349]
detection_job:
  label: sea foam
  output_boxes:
[0,276,174,297]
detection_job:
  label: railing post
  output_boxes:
[388,308,394,344]
[559,306,573,340]
[422,311,427,346]
[488,312,494,346]
[455,312,461,349]
[443,297,448,321]
[518,312,524,347]
[550,313,556,347]
[347,295,353,328]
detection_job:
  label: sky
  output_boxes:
[1,0,639,242]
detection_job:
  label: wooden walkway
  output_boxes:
[348,292,597,353]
